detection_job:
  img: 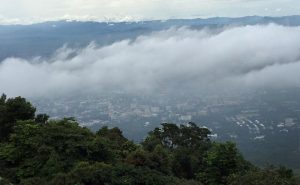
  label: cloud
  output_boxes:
[1,24,300,97]
[0,0,300,24]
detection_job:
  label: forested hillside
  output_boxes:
[0,94,299,185]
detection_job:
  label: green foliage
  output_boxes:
[143,122,211,151]
[96,126,136,160]
[143,122,212,179]
[34,114,49,124]
[97,126,127,145]
[0,95,298,185]
[0,176,13,185]
[228,165,299,185]
[0,119,113,183]
[0,94,36,141]
[197,142,252,185]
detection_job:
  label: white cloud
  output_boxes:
[1,24,300,97]
[0,0,299,24]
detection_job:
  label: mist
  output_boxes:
[1,24,300,98]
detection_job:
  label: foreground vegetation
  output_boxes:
[0,95,299,185]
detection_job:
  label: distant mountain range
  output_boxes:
[1,15,300,61]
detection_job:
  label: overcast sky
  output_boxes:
[0,0,300,24]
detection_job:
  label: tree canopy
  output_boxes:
[0,94,36,142]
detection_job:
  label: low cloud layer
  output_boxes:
[1,24,300,97]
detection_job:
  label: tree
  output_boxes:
[97,126,128,146]
[143,122,211,151]
[197,142,252,185]
[228,166,298,185]
[0,119,97,183]
[143,123,212,179]
[35,114,49,124]
[0,95,36,142]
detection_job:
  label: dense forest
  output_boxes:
[0,94,299,185]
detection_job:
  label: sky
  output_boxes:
[0,0,300,24]
[1,24,300,97]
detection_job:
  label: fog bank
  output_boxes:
[1,24,300,97]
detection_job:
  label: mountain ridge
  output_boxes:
[1,15,300,62]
